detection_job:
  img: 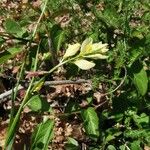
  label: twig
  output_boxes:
[103,66,127,96]
[0,79,90,103]
[0,67,127,103]
[44,79,89,85]
[94,100,108,110]
[0,85,24,104]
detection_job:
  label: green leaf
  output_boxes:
[106,145,116,150]
[4,19,24,37]
[25,95,50,112]
[130,141,142,150]
[65,100,79,113]
[65,137,79,150]
[51,24,65,52]
[31,119,54,150]
[32,77,45,92]
[105,135,115,143]
[131,62,148,96]
[0,47,22,65]
[81,107,99,139]
[128,48,143,67]
[132,113,149,128]
[119,145,126,150]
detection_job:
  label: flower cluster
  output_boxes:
[63,37,109,70]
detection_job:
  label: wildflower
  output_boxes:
[63,37,109,70]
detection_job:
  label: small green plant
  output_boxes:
[4,37,109,149]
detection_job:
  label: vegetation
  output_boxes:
[0,0,150,149]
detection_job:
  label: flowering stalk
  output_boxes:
[62,37,109,70]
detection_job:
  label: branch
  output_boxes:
[0,79,90,103]
[0,85,24,104]
[0,67,127,104]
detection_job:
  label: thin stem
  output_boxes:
[32,0,49,38]
[103,66,127,95]
[5,43,40,148]
[0,79,90,102]
[9,62,25,125]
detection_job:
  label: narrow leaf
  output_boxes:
[74,59,95,70]
[31,119,54,150]
[81,107,99,139]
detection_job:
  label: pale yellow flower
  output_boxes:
[62,37,109,70]
[79,38,108,59]
[63,43,80,59]
[80,38,93,54]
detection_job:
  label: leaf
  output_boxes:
[132,113,149,128]
[74,59,95,70]
[32,77,45,92]
[103,6,120,28]
[65,100,79,113]
[4,18,24,37]
[81,107,99,139]
[65,137,79,150]
[130,141,141,150]
[63,43,80,59]
[0,47,22,65]
[131,62,148,96]
[51,24,65,52]
[106,145,116,150]
[25,95,50,112]
[128,48,143,67]
[119,145,126,150]
[31,119,54,150]
[105,135,115,143]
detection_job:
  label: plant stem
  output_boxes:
[32,0,49,38]
[9,62,25,126]
[4,43,40,148]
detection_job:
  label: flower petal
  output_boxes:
[74,59,95,70]
[80,38,93,54]
[84,54,108,59]
[63,43,80,59]
[92,43,108,53]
